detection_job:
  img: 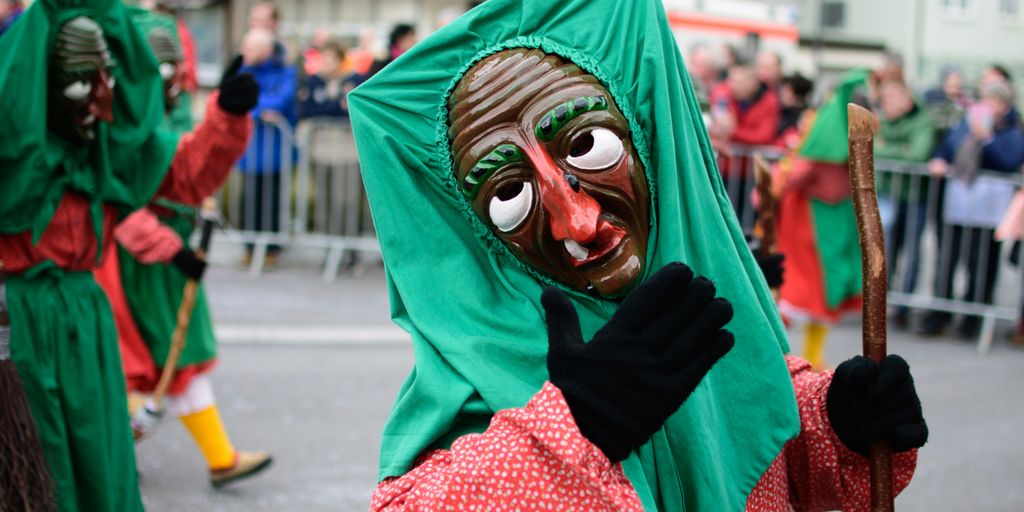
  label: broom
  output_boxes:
[0,262,56,512]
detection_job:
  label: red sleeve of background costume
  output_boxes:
[731,92,781,146]
[156,92,253,206]
[176,18,198,92]
[783,356,917,512]
[370,382,643,512]
[113,209,183,264]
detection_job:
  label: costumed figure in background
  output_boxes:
[0,1,254,509]
[348,1,928,510]
[91,12,272,489]
[772,70,871,370]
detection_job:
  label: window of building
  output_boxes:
[821,0,845,28]
[1000,0,1021,19]
[940,0,973,16]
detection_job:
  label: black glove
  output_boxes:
[755,252,785,289]
[747,235,785,288]
[217,55,259,115]
[172,248,207,281]
[542,263,736,461]
[826,355,929,456]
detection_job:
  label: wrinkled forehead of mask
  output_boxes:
[52,16,116,79]
[147,27,183,66]
[146,27,183,80]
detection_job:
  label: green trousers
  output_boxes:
[7,262,143,512]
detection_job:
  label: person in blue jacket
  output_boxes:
[235,27,297,266]
[297,40,361,120]
[921,79,1024,337]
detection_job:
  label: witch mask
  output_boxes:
[48,16,116,143]
[449,49,651,298]
[146,27,184,112]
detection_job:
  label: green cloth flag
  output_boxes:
[799,69,871,163]
[0,0,177,242]
[348,0,800,510]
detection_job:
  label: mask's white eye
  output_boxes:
[106,75,116,89]
[488,181,533,233]
[63,81,92,101]
[159,63,175,80]
[566,128,625,170]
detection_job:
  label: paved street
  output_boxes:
[136,258,1024,511]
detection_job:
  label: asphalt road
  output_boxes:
[134,263,1024,511]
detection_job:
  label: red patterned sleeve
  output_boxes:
[113,208,182,264]
[370,382,643,512]
[783,356,917,512]
[156,92,253,206]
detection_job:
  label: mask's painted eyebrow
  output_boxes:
[462,143,523,199]
[535,95,609,142]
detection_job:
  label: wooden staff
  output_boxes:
[753,153,778,257]
[132,198,219,439]
[847,103,894,511]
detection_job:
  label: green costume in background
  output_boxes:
[348,0,799,509]
[118,9,216,380]
[0,1,176,510]
[118,200,217,376]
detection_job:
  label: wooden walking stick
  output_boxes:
[132,198,219,440]
[847,104,894,511]
[753,153,780,300]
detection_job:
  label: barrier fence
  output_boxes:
[217,116,380,280]
[719,146,1024,353]
[215,121,1024,351]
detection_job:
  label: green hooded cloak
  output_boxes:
[348,0,800,510]
[797,70,870,310]
[0,0,177,244]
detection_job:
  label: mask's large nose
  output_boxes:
[526,144,601,243]
[91,69,114,123]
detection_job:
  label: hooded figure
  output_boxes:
[0,0,258,508]
[773,70,871,368]
[350,1,926,510]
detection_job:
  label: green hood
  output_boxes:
[0,0,177,242]
[347,0,800,510]
[799,69,871,163]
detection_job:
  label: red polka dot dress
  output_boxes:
[371,356,917,511]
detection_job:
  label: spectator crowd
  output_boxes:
[164,3,1024,343]
[691,43,1024,342]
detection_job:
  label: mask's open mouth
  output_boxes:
[564,217,626,268]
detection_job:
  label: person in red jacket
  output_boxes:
[709,64,782,149]
[710,64,783,223]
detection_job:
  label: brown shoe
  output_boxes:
[210,451,272,489]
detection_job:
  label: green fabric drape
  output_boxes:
[348,1,800,510]
[7,265,143,512]
[0,0,177,243]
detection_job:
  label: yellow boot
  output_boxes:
[179,405,272,488]
[802,322,829,370]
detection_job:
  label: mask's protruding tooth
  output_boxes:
[564,239,589,261]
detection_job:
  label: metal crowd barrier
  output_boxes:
[217,115,380,280]
[294,118,379,282]
[718,143,1024,353]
